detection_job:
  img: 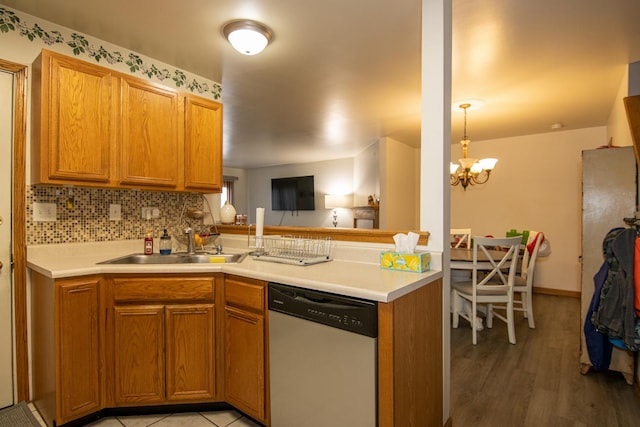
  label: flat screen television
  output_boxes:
[271,175,315,211]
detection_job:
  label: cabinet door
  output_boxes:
[165,304,215,401]
[224,306,265,421]
[120,77,180,188]
[183,95,223,192]
[57,277,102,423]
[113,305,165,405]
[35,51,114,184]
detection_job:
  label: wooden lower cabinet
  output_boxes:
[113,305,165,404]
[113,303,216,405]
[223,275,268,424]
[31,273,103,427]
[108,275,217,407]
[224,306,266,420]
[30,268,440,427]
[165,304,216,401]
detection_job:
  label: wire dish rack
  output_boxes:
[252,235,332,266]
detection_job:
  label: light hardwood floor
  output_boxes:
[451,294,640,426]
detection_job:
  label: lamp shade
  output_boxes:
[223,20,273,55]
[478,158,498,171]
[458,157,478,170]
[324,194,353,209]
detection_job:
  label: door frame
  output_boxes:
[0,59,28,402]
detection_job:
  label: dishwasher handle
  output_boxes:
[268,282,378,337]
[274,287,370,310]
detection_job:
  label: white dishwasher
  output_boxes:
[268,282,378,427]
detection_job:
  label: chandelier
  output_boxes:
[450,103,498,190]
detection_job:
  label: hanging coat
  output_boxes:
[584,227,623,369]
[592,228,640,351]
[584,259,613,370]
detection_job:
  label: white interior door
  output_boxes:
[0,69,15,407]
[580,147,637,379]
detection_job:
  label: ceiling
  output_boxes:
[3,0,640,169]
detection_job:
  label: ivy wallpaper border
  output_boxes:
[0,7,222,100]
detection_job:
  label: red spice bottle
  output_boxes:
[144,230,153,255]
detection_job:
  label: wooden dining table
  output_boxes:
[450,247,508,270]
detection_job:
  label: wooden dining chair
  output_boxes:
[450,228,471,248]
[513,232,544,328]
[451,236,521,345]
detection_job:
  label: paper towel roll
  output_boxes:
[256,207,264,238]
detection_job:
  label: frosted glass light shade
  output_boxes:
[223,20,273,55]
[478,158,498,170]
[470,162,483,174]
[458,157,478,170]
[228,29,268,55]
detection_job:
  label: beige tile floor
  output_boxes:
[28,403,262,427]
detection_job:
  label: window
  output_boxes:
[221,175,238,208]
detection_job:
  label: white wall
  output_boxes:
[245,158,354,227]
[354,141,380,206]
[451,127,610,294]
[421,0,450,423]
[380,137,420,230]
[607,67,633,148]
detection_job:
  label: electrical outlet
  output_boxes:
[141,207,160,219]
[109,204,122,221]
[33,202,57,222]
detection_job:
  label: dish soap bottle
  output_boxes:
[144,230,154,255]
[160,229,172,255]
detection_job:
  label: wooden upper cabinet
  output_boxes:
[31,49,223,192]
[184,95,223,192]
[32,50,116,185]
[120,77,181,188]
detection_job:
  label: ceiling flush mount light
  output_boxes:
[450,103,498,191]
[222,19,273,56]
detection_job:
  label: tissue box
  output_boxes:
[380,251,431,272]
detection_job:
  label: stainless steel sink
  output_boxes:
[98,252,247,265]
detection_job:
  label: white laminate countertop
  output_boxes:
[27,235,443,303]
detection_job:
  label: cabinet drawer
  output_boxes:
[224,276,265,313]
[113,276,214,302]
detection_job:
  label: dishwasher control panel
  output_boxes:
[268,282,378,338]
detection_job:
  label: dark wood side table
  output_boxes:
[352,205,379,229]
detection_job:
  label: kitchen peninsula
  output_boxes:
[28,235,443,427]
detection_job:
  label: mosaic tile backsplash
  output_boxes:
[27,185,207,245]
